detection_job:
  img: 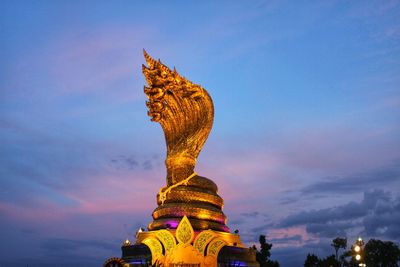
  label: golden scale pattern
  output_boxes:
[142,51,228,232]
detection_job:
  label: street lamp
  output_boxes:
[353,237,366,267]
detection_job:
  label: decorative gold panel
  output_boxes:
[206,238,227,257]
[175,216,194,245]
[194,230,216,255]
[155,229,176,253]
[142,237,163,265]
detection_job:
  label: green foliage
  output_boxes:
[340,238,400,267]
[331,237,347,261]
[304,253,320,267]
[319,255,340,267]
[364,239,400,267]
[303,237,400,267]
[255,235,280,267]
[303,253,340,267]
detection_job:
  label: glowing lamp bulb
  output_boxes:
[356,254,361,261]
[354,245,361,252]
[358,237,363,242]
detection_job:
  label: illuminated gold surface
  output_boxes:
[207,238,227,257]
[142,51,228,232]
[193,230,215,254]
[142,237,163,265]
[152,202,227,223]
[156,186,224,208]
[148,217,229,233]
[143,50,213,185]
[104,52,258,266]
[176,216,195,245]
[154,229,176,253]
[136,216,246,267]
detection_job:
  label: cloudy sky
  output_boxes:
[1,1,399,266]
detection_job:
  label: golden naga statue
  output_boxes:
[104,51,259,267]
[142,50,228,232]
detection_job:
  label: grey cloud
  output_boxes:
[363,195,400,239]
[110,155,139,170]
[241,211,259,217]
[301,163,400,195]
[305,221,355,237]
[142,160,153,170]
[280,200,366,228]
[110,155,157,171]
[270,234,302,244]
[229,218,246,225]
[251,223,274,234]
[279,190,400,240]
[237,232,260,244]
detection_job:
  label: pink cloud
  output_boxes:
[266,226,316,248]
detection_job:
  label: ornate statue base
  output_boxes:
[110,216,258,267]
[103,52,259,267]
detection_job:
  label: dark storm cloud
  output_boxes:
[301,163,400,195]
[279,190,400,239]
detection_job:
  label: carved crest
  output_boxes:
[142,51,214,185]
[176,216,195,245]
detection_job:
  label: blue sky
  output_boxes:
[1,1,399,266]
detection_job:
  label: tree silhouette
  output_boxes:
[364,239,400,267]
[340,238,400,267]
[255,235,280,267]
[331,237,347,261]
[319,255,340,267]
[304,253,320,267]
[303,253,340,267]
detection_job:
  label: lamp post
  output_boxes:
[353,237,366,267]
